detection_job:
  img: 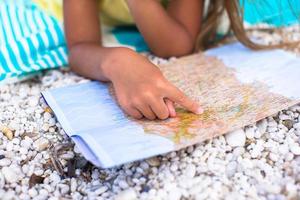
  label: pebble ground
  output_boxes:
[0,26,300,200]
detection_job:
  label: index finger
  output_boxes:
[166,85,203,114]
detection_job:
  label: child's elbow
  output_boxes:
[152,36,195,58]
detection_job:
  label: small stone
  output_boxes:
[233,147,245,157]
[146,157,160,167]
[141,185,151,193]
[285,183,297,197]
[282,119,294,130]
[115,188,137,200]
[250,140,264,158]
[245,127,255,139]
[9,121,19,132]
[0,158,11,166]
[42,123,50,132]
[278,144,289,155]
[43,112,52,121]
[34,169,44,176]
[19,147,28,155]
[19,193,30,199]
[269,153,278,162]
[279,114,290,121]
[0,125,13,140]
[294,122,300,129]
[170,164,178,172]
[2,166,21,183]
[70,178,77,192]
[139,162,149,170]
[59,184,70,195]
[20,137,33,148]
[49,173,61,185]
[225,129,246,147]
[118,180,129,189]
[226,161,237,177]
[60,152,74,160]
[290,144,300,155]
[12,138,20,145]
[34,137,49,151]
[48,118,56,127]
[254,129,263,139]
[6,142,13,151]
[257,119,267,135]
[167,188,182,200]
[44,107,53,114]
[185,164,196,178]
[285,152,294,161]
[265,184,281,194]
[95,186,108,195]
[28,97,39,107]
[28,188,38,198]
[39,189,49,196]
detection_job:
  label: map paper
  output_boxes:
[42,42,300,168]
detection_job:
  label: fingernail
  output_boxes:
[196,107,204,114]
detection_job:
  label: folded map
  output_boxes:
[42,42,300,168]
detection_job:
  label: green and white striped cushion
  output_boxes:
[0,0,67,84]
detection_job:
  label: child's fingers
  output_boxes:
[165,99,176,117]
[124,106,143,119]
[149,98,169,120]
[166,85,203,114]
[135,104,156,120]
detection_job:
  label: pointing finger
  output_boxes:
[166,85,203,114]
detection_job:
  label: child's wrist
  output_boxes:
[101,47,135,81]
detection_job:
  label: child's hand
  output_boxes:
[103,48,203,120]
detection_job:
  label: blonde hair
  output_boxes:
[195,0,300,51]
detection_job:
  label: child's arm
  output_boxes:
[126,0,203,58]
[63,0,202,120]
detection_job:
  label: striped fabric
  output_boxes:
[0,0,67,84]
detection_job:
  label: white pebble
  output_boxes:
[42,123,50,132]
[70,178,77,192]
[245,127,255,139]
[225,129,246,147]
[0,158,11,166]
[257,119,267,135]
[20,137,33,148]
[19,147,28,155]
[279,114,290,120]
[269,153,278,162]
[118,180,129,189]
[185,164,196,178]
[95,186,108,195]
[115,188,137,200]
[226,161,237,177]
[39,189,49,196]
[43,112,52,121]
[49,173,61,185]
[12,138,20,145]
[28,97,39,107]
[294,122,300,129]
[278,144,289,155]
[34,137,49,151]
[2,166,21,183]
[167,188,182,200]
[28,188,38,198]
[290,144,300,155]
